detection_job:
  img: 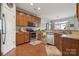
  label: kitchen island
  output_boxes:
[54,31,79,56]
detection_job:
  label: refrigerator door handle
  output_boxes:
[2,14,6,44]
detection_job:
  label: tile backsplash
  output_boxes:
[16,26,28,32]
[16,26,20,32]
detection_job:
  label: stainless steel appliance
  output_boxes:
[0,3,16,55]
[46,32,54,45]
[0,3,2,55]
[27,22,36,40]
[0,8,6,55]
[27,28,36,40]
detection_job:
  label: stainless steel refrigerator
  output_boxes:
[0,3,2,56]
[0,3,16,56]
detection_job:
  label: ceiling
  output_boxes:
[16,3,76,20]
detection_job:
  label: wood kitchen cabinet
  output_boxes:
[16,32,30,45]
[24,32,30,42]
[54,33,62,52]
[16,11,41,27]
[16,11,32,26]
[19,13,25,26]
[23,14,32,26]
[62,38,79,56]
[36,16,41,26]
[16,11,24,26]
[77,3,79,21]
[31,16,41,27]
[54,33,79,56]
[16,11,20,26]
[16,32,25,45]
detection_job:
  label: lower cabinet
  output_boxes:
[62,38,79,56]
[54,33,62,52]
[36,30,43,41]
[24,32,30,42]
[54,33,79,56]
[16,32,29,45]
[16,33,25,45]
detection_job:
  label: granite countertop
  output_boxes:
[61,34,79,40]
[47,30,79,40]
[46,30,62,34]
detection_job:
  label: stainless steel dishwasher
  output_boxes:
[46,32,54,45]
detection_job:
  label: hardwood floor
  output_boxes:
[5,43,47,56]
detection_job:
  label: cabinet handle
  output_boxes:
[2,14,6,44]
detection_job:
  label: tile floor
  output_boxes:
[45,45,62,56]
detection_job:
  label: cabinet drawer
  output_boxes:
[16,33,25,45]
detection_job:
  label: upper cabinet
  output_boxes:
[16,11,20,26]
[31,16,41,27]
[77,3,79,21]
[16,11,25,26]
[16,11,32,26]
[19,12,25,26]
[23,14,32,26]
[16,11,41,27]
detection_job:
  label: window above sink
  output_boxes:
[54,21,68,30]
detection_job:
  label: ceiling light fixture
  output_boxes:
[30,3,33,6]
[38,7,40,10]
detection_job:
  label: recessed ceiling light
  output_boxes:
[30,3,33,6]
[38,7,40,10]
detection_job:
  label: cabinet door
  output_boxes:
[16,33,20,45]
[77,3,79,21]
[16,11,24,26]
[24,32,29,42]
[31,16,41,27]
[16,12,20,26]
[36,17,41,26]
[23,14,31,26]
[54,33,62,51]
[62,38,77,56]
[16,33,25,45]
[54,33,59,48]
[19,12,24,26]
[31,16,36,24]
